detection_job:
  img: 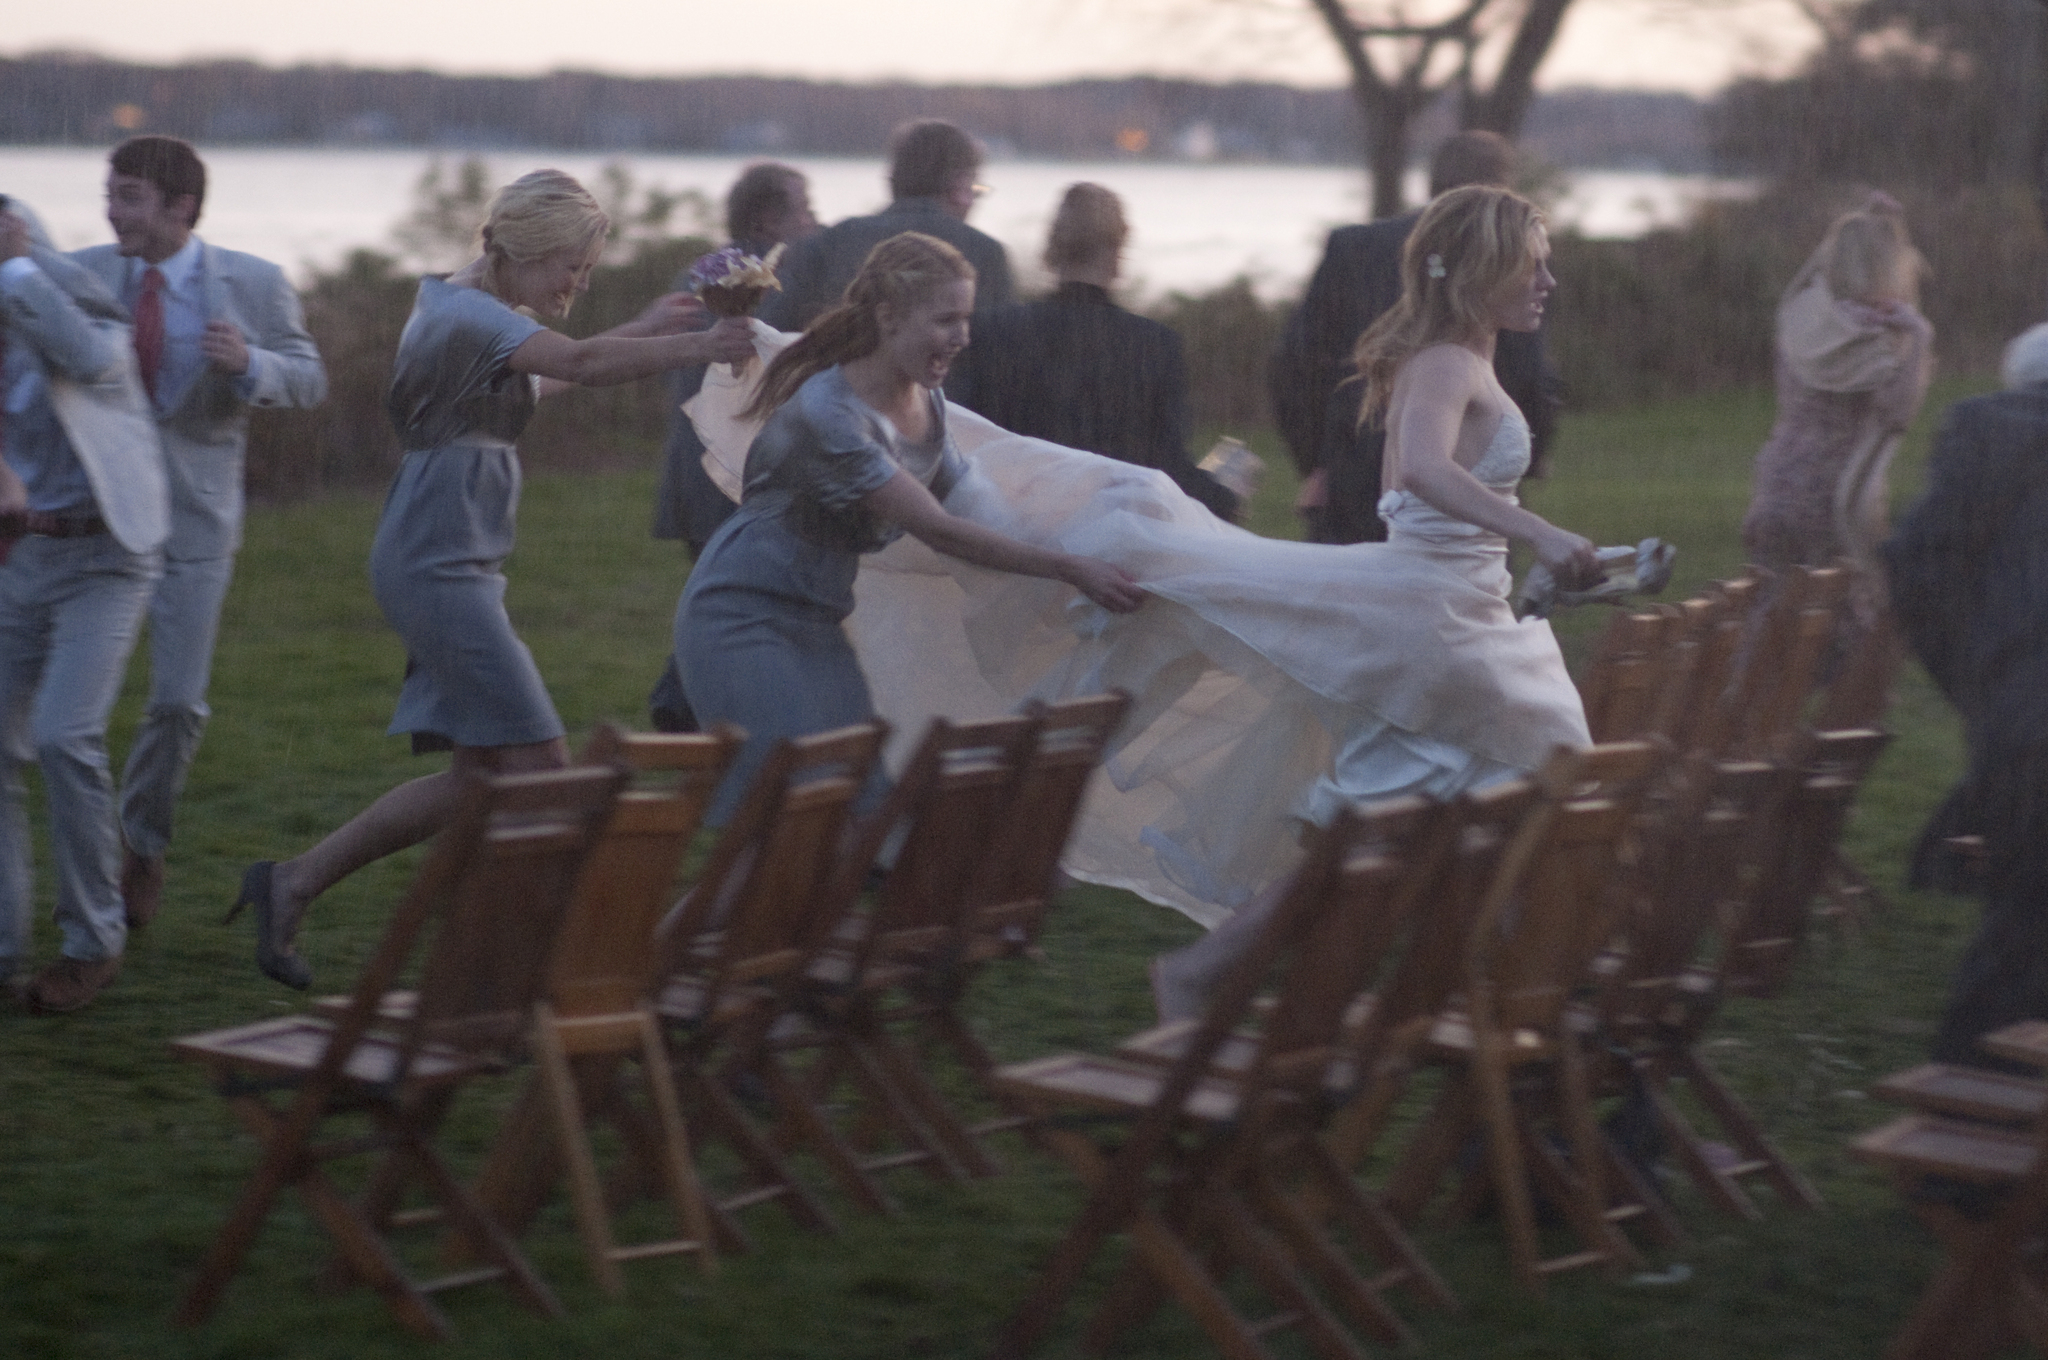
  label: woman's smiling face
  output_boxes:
[878,278,975,389]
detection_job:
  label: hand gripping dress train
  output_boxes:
[687,326,1589,926]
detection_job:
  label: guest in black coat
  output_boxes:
[1886,322,2048,1070]
[759,120,1013,334]
[1271,131,1562,542]
[648,162,816,731]
[948,183,1239,521]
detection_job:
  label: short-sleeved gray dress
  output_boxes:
[371,277,563,753]
[675,365,963,814]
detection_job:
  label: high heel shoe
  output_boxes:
[224,861,311,991]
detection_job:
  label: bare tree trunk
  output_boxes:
[1465,0,1573,136]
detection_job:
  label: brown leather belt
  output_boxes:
[22,511,109,538]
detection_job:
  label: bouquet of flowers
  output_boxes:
[686,243,785,318]
[1515,537,1677,620]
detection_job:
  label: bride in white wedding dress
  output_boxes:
[684,186,1598,941]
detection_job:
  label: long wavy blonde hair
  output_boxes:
[743,231,976,418]
[1352,185,1547,423]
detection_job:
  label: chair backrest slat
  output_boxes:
[658,724,887,1008]
[546,725,739,1018]
[1465,741,1669,1034]
[400,765,628,1063]
[962,692,1131,944]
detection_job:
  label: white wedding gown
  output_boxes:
[687,327,1590,927]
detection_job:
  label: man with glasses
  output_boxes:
[761,120,1013,334]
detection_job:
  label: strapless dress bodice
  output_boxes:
[1377,408,1530,541]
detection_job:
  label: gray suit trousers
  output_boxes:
[0,534,161,968]
[119,553,234,858]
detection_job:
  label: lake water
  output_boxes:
[0,145,1751,298]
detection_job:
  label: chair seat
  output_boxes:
[993,1052,1258,1125]
[1851,1113,2037,1183]
[312,989,419,1022]
[1874,1065,2046,1127]
[172,1014,490,1087]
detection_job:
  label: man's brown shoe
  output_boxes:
[27,956,121,1014]
[122,851,165,929]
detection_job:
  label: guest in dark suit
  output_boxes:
[1886,323,2048,1071]
[1271,131,1562,543]
[648,162,817,732]
[759,120,1013,334]
[949,183,1239,520]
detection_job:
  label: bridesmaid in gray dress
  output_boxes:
[677,231,1145,818]
[228,169,755,987]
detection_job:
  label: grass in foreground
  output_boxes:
[0,376,2000,1359]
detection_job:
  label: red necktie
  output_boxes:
[133,266,165,403]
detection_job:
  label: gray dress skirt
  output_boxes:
[676,366,962,818]
[371,277,565,753]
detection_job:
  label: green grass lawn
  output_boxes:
[0,375,2003,1359]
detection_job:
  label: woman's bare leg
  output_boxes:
[1148,880,1284,1024]
[271,736,569,925]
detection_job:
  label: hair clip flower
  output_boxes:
[1425,253,1447,280]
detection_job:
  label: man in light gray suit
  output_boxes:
[0,197,171,1013]
[72,136,326,928]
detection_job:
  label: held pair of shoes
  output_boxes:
[26,956,122,1014]
[121,849,165,930]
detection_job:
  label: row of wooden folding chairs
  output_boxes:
[988,720,1902,1357]
[169,692,1131,1339]
[1581,561,1895,932]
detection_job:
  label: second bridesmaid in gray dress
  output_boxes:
[227,169,756,988]
[677,231,1145,820]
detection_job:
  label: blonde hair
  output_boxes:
[1352,186,1547,423]
[478,169,609,306]
[1813,204,1926,308]
[1044,183,1128,273]
[743,232,976,418]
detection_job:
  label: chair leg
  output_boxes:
[1125,1205,1286,1360]
[294,1159,453,1339]
[1670,1047,1823,1210]
[755,1048,902,1215]
[1472,1049,1546,1294]
[402,1127,564,1321]
[636,1009,720,1277]
[1250,1170,1415,1349]
[174,1091,327,1329]
[534,1008,627,1297]
[1381,1073,1476,1225]
[1299,1136,1458,1312]
[850,1014,1001,1177]
[670,1059,841,1233]
[1204,1185,1373,1360]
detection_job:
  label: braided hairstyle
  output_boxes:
[1352,185,1546,423]
[743,231,976,419]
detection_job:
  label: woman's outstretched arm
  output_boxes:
[864,470,1147,613]
[509,311,755,389]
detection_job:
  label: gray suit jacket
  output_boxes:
[759,198,1014,332]
[72,241,325,559]
[0,223,168,555]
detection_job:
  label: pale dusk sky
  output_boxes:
[8,0,1818,96]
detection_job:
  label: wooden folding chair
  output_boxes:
[1602,726,1890,1224]
[989,797,1461,1360]
[170,765,627,1339]
[1581,607,1679,744]
[1853,1020,2048,1360]
[786,713,1043,1184]
[1582,750,1805,1220]
[1719,727,1892,1001]
[651,723,899,1220]
[1723,564,1854,762]
[1376,741,1673,1294]
[449,725,741,1296]
[847,692,1132,1160]
[1652,576,1760,761]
